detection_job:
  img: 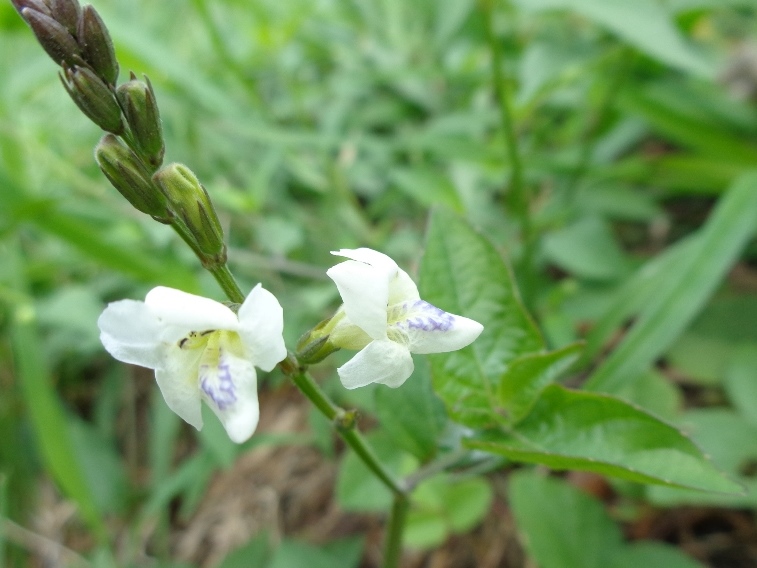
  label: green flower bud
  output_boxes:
[295,318,341,365]
[77,5,119,85]
[95,134,171,221]
[48,0,81,36]
[153,164,226,263]
[11,0,52,18]
[117,75,165,169]
[22,7,83,68]
[61,65,124,134]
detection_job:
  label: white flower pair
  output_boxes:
[98,248,483,442]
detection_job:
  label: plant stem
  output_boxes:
[481,0,528,239]
[287,366,408,497]
[208,263,246,304]
[383,494,410,568]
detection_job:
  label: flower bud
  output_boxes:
[153,164,226,262]
[295,318,341,365]
[77,5,119,85]
[95,134,171,221]
[61,65,124,134]
[11,0,51,18]
[117,76,165,169]
[48,0,81,36]
[22,7,82,68]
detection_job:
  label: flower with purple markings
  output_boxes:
[97,285,286,443]
[326,248,483,389]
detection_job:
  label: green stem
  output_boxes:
[383,494,410,568]
[481,0,528,238]
[208,263,246,304]
[287,366,407,497]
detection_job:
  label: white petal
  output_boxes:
[237,284,287,372]
[145,287,238,338]
[395,300,483,355]
[98,299,164,369]
[327,260,391,340]
[337,339,414,389]
[154,344,204,430]
[389,268,420,305]
[198,347,260,443]
[331,248,398,273]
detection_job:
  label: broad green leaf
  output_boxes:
[515,0,714,76]
[542,217,631,281]
[498,342,583,423]
[585,172,757,393]
[725,348,757,428]
[610,543,706,568]
[374,357,447,461]
[419,208,543,428]
[217,533,270,568]
[268,538,363,568]
[470,385,742,492]
[509,472,623,568]
[616,371,683,422]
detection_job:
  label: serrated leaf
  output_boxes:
[469,385,742,492]
[419,208,543,428]
[499,342,583,423]
[585,172,757,393]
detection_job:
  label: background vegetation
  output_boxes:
[2,0,757,566]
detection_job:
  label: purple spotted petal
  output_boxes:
[393,300,483,355]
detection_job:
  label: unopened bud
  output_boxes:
[77,5,118,85]
[61,66,123,133]
[11,0,52,18]
[95,134,171,221]
[22,7,82,68]
[295,318,341,365]
[153,164,226,263]
[48,0,81,36]
[117,76,164,169]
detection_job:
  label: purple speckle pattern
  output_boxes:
[395,300,454,332]
[200,360,237,410]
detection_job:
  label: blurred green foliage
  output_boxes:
[2,0,757,566]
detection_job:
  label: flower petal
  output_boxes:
[389,267,420,305]
[395,300,484,355]
[331,248,398,273]
[154,344,204,430]
[198,347,260,443]
[337,339,414,389]
[327,260,391,340]
[98,299,164,369]
[145,286,238,339]
[237,283,287,372]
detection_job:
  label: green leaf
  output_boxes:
[610,543,706,568]
[5,244,107,542]
[268,538,363,568]
[470,385,742,492]
[419,208,543,428]
[648,409,757,507]
[390,167,463,211]
[725,348,757,428]
[515,0,714,76]
[406,475,493,550]
[585,172,757,393]
[374,357,447,461]
[542,217,631,281]
[509,472,623,568]
[498,342,583,423]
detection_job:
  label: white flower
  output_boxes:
[97,285,287,443]
[326,248,483,389]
